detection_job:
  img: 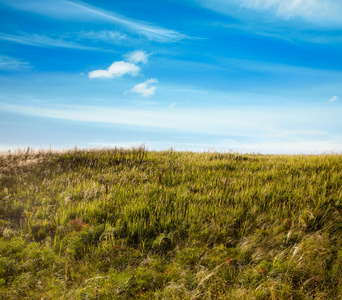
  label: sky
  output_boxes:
[0,0,341,154]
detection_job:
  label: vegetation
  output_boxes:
[1,146,342,299]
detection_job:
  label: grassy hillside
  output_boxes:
[1,147,342,299]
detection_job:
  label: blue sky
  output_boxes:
[0,0,341,153]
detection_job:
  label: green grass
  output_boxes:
[1,146,342,299]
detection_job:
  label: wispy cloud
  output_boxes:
[329,96,339,102]
[1,0,188,42]
[66,1,189,42]
[88,61,140,79]
[129,79,158,97]
[0,32,100,50]
[125,50,150,64]
[77,30,127,43]
[195,0,342,27]
[0,55,31,71]
[240,0,341,24]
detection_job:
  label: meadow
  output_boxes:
[0,147,342,299]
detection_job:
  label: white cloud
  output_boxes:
[88,61,140,79]
[0,55,31,71]
[130,79,158,97]
[125,50,150,64]
[329,96,339,102]
[169,102,176,109]
[88,50,151,80]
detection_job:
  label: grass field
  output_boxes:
[1,147,342,299]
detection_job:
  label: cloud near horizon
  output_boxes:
[130,79,158,97]
[1,102,341,152]
[329,96,339,102]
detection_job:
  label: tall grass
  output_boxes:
[1,147,342,299]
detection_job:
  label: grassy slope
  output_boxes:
[0,147,342,299]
